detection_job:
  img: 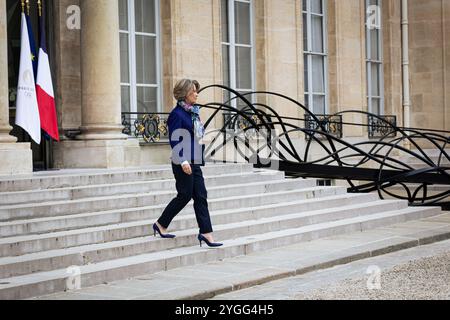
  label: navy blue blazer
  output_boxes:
[168,105,205,166]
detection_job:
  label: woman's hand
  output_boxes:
[182,163,192,175]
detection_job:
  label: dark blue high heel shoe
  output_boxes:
[153,223,176,239]
[198,234,223,248]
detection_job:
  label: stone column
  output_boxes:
[78,0,125,140]
[0,0,32,175]
[53,0,140,168]
[0,0,15,144]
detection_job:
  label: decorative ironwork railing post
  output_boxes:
[121,112,169,143]
[368,115,397,139]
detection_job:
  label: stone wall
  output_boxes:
[409,0,447,132]
[328,0,366,137]
[52,0,82,135]
[383,0,402,121]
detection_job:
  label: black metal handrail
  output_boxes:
[195,85,450,209]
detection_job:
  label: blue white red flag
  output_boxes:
[36,2,59,141]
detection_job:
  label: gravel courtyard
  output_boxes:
[214,239,450,300]
[294,251,450,300]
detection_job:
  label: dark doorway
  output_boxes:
[7,0,55,171]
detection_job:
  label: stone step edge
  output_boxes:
[0,163,256,193]
[0,171,283,197]
[0,172,289,207]
[0,195,393,267]
[0,192,373,238]
[0,178,315,211]
[188,224,450,300]
[34,215,450,301]
[0,206,440,298]
[0,190,377,248]
[0,185,343,223]
[0,163,253,183]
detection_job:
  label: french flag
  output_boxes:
[36,2,59,141]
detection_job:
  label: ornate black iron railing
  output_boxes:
[304,114,343,140]
[196,85,450,209]
[122,112,169,143]
[368,115,397,139]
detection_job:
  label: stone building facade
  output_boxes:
[0,0,449,175]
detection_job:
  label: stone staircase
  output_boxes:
[397,148,450,170]
[0,163,443,300]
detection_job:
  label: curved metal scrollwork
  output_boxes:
[198,85,450,209]
[122,113,168,143]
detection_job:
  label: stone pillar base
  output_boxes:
[0,143,33,175]
[53,139,141,169]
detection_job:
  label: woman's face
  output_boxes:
[185,86,199,105]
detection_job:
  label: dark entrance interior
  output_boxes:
[7,0,55,171]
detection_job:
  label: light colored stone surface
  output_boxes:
[383,0,403,119]
[53,0,132,169]
[53,139,140,169]
[0,143,33,175]
[78,0,125,141]
[264,0,303,122]
[409,0,448,138]
[328,0,366,137]
[213,240,450,300]
[53,0,82,133]
[32,219,450,301]
[0,1,31,175]
[0,0,15,144]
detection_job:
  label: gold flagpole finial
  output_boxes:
[25,0,30,16]
[21,0,25,13]
[38,0,42,17]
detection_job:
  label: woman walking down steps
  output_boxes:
[153,79,223,248]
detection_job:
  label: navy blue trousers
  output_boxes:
[158,163,213,234]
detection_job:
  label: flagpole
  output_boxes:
[38,0,42,17]
[25,0,29,16]
[21,0,25,13]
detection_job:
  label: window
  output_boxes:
[366,0,384,115]
[119,0,161,114]
[303,0,328,115]
[221,0,255,110]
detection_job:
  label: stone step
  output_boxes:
[0,206,440,300]
[0,186,345,257]
[0,187,364,239]
[0,163,255,193]
[0,171,286,206]
[0,193,384,278]
[0,179,319,222]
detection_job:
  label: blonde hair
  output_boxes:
[173,79,201,101]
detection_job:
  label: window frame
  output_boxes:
[303,0,329,115]
[365,0,384,116]
[221,0,256,109]
[119,0,163,114]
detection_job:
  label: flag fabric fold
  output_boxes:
[15,13,41,145]
[36,3,59,141]
[25,14,38,79]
